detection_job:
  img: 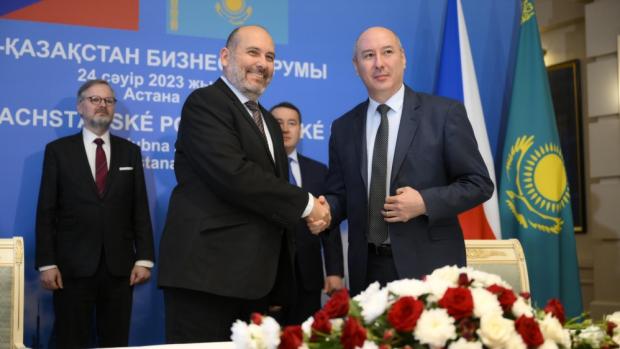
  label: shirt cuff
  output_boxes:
[301,193,314,218]
[39,265,57,272]
[135,260,154,268]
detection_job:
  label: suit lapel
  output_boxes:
[390,87,421,187]
[70,132,101,198]
[214,79,275,171]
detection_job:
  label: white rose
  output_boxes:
[477,313,515,348]
[606,311,620,326]
[231,320,253,349]
[511,297,534,318]
[505,332,527,349]
[331,318,344,332]
[471,288,503,318]
[468,268,511,289]
[612,326,620,346]
[537,339,559,349]
[248,323,266,349]
[414,308,457,348]
[387,278,430,298]
[427,265,463,285]
[356,340,379,349]
[301,316,313,337]
[448,337,483,349]
[354,282,389,323]
[577,325,606,347]
[539,313,571,348]
[261,316,281,349]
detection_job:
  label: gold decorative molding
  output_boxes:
[466,248,507,259]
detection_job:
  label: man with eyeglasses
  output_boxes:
[35,79,155,348]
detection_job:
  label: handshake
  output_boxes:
[304,195,331,235]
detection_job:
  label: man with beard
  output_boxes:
[35,79,155,348]
[158,25,331,343]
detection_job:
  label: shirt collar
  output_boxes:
[221,75,253,105]
[288,149,299,163]
[82,127,110,145]
[368,84,405,116]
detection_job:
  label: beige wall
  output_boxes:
[537,0,620,318]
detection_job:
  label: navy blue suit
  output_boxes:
[283,154,343,324]
[325,85,493,296]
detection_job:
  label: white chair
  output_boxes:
[465,238,530,294]
[0,237,25,349]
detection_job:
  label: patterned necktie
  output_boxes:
[93,138,108,197]
[288,157,298,186]
[368,104,390,245]
[245,101,266,137]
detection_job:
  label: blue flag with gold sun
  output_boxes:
[166,0,288,43]
[499,0,582,317]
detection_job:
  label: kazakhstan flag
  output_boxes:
[499,0,582,317]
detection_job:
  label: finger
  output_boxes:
[318,195,326,204]
[130,272,137,286]
[384,216,404,223]
[384,195,398,204]
[56,275,63,289]
[396,187,409,194]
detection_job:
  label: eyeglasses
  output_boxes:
[82,96,117,105]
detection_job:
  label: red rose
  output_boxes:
[438,287,474,320]
[607,321,618,336]
[251,312,263,325]
[311,310,332,340]
[458,317,477,341]
[515,315,545,347]
[340,316,367,349]
[458,273,470,287]
[279,325,303,349]
[323,288,350,318]
[487,284,517,313]
[387,296,424,332]
[543,298,566,324]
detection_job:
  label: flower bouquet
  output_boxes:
[231,265,620,349]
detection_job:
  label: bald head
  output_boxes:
[220,25,275,101]
[352,26,406,103]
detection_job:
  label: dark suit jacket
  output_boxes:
[35,132,154,278]
[158,78,309,300]
[326,86,494,296]
[294,154,343,291]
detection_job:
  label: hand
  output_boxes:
[305,195,331,235]
[323,275,344,296]
[40,268,63,290]
[383,186,426,223]
[129,265,151,286]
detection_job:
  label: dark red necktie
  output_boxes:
[93,138,108,197]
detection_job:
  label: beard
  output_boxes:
[84,110,113,133]
[226,57,271,100]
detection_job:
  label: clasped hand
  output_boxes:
[305,195,331,235]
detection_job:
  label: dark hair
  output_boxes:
[77,79,113,99]
[270,101,302,123]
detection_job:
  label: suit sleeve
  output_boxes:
[316,164,344,277]
[324,121,348,226]
[177,90,308,227]
[419,101,494,222]
[131,147,155,262]
[35,144,59,269]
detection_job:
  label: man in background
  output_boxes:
[158,25,331,342]
[325,27,493,296]
[271,102,344,324]
[36,79,155,348]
